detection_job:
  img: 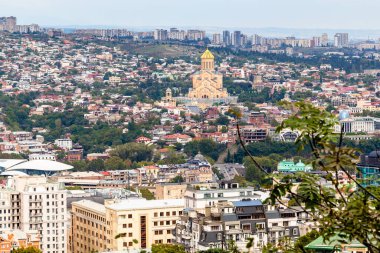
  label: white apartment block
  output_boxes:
[0,176,68,253]
[184,184,269,212]
[54,139,73,150]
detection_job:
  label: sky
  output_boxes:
[0,0,379,30]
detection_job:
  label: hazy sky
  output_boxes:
[0,0,379,30]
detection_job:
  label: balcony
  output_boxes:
[30,199,42,203]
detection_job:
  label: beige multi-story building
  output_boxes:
[155,183,187,200]
[70,200,107,253]
[70,199,184,253]
[188,49,229,99]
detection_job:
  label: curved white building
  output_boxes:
[0,159,73,176]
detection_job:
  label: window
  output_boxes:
[217,193,223,197]
[293,229,298,235]
[128,214,132,218]
[123,224,127,228]
[167,230,171,234]
[242,224,251,231]
[166,221,170,225]
[172,211,176,215]
[154,212,158,217]
[283,221,289,227]
[154,222,158,226]
[128,223,132,228]
[166,212,170,216]
[217,233,222,241]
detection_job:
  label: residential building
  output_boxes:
[0,230,40,252]
[334,33,349,47]
[184,183,269,212]
[232,31,242,47]
[0,176,68,253]
[222,30,231,46]
[175,200,301,253]
[70,199,184,253]
[154,29,168,41]
[54,139,73,150]
[212,33,221,44]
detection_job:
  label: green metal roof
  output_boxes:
[305,234,367,251]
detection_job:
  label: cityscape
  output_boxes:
[0,3,379,253]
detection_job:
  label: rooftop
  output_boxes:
[72,199,107,214]
[106,198,184,211]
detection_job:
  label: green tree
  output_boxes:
[170,175,185,183]
[232,101,380,253]
[87,159,105,171]
[173,124,183,133]
[110,143,154,162]
[104,156,126,170]
[11,247,42,253]
[151,244,186,253]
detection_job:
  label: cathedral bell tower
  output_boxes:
[201,49,215,71]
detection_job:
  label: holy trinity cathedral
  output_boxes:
[187,49,229,99]
[162,49,236,108]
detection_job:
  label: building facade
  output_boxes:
[188,49,229,100]
[70,199,184,253]
[0,176,68,253]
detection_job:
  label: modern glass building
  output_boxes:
[357,151,380,187]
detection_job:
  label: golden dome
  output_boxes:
[201,49,214,59]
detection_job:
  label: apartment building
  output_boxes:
[0,230,40,252]
[70,199,184,253]
[0,176,68,253]
[175,200,301,253]
[70,200,107,253]
[184,183,269,212]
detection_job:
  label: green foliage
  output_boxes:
[170,175,185,183]
[263,101,380,253]
[138,187,155,200]
[238,87,285,103]
[151,244,186,253]
[156,151,186,165]
[11,247,42,253]
[173,124,183,133]
[233,140,310,163]
[184,139,226,161]
[110,143,154,162]
[87,159,105,171]
[215,115,230,126]
[104,156,127,170]
[293,230,321,253]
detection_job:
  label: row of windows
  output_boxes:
[154,229,172,235]
[153,220,176,226]
[154,239,172,244]
[76,217,106,229]
[74,208,106,223]
[153,211,182,217]
[119,214,133,219]
[77,225,106,233]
